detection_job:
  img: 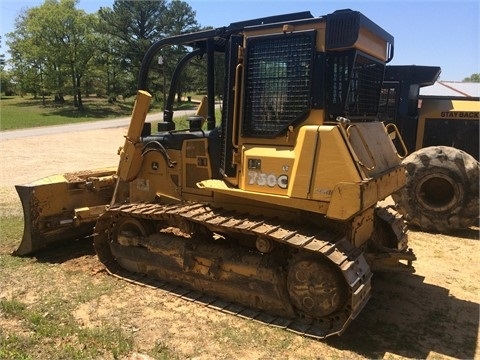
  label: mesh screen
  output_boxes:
[243,32,314,137]
[329,52,384,118]
[378,84,399,122]
[424,118,479,160]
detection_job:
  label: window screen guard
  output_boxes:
[328,50,385,118]
[242,31,315,137]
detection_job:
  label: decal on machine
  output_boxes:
[315,188,333,196]
[248,171,288,189]
[440,111,479,119]
[136,178,150,191]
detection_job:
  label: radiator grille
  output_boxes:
[243,32,314,137]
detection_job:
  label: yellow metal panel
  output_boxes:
[126,90,152,139]
[117,90,152,182]
[236,109,327,150]
[243,19,387,60]
[310,126,361,201]
[288,126,320,198]
[350,207,374,248]
[416,98,480,150]
[326,182,361,220]
[326,167,405,220]
[131,150,182,203]
[356,27,389,62]
[198,179,329,216]
[419,98,480,117]
[374,166,406,200]
[182,138,212,196]
[195,96,208,119]
[240,145,295,195]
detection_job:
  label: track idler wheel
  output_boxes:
[287,255,347,318]
[114,217,152,246]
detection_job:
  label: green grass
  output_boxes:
[150,340,180,360]
[0,297,134,359]
[0,95,136,131]
[0,236,136,359]
[0,94,217,131]
[0,208,182,359]
[0,207,135,359]
[0,216,23,253]
[0,95,207,131]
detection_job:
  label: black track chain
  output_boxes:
[94,202,373,339]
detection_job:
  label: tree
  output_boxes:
[162,1,203,103]
[463,74,480,82]
[6,0,99,109]
[6,11,44,97]
[163,0,199,35]
[0,36,5,69]
[0,36,15,96]
[5,0,202,105]
[98,0,199,100]
[87,33,125,98]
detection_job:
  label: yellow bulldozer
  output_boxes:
[15,9,416,338]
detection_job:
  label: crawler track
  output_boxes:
[94,202,372,339]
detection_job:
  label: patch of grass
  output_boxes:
[0,206,135,359]
[0,331,33,360]
[149,339,181,360]
[71,278,120,304]
[1,298,26,317]
[0,96,134,131]
[0,216,23,252]
[218,320,282,348]
[0,95,200,131]
[1,295,134,360]
[76,325,134,359]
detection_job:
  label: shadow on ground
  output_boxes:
[31,236,96,263]
[327,272,478,359]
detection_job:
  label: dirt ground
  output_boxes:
[0,127,479,359]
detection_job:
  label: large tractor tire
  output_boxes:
[392,146,479,233]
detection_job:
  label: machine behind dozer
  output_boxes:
[380,66,479,233]
[15,9,416,338]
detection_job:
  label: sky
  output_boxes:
[1,0,479,81]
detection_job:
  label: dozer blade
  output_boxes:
[15,168,118,255]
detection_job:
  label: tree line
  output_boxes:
[1,0,205,109]
[1,0,479,111]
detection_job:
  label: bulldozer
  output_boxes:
[15,9,415,338]
[379,65,479,233]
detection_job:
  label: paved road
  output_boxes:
[0,109,197,141]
